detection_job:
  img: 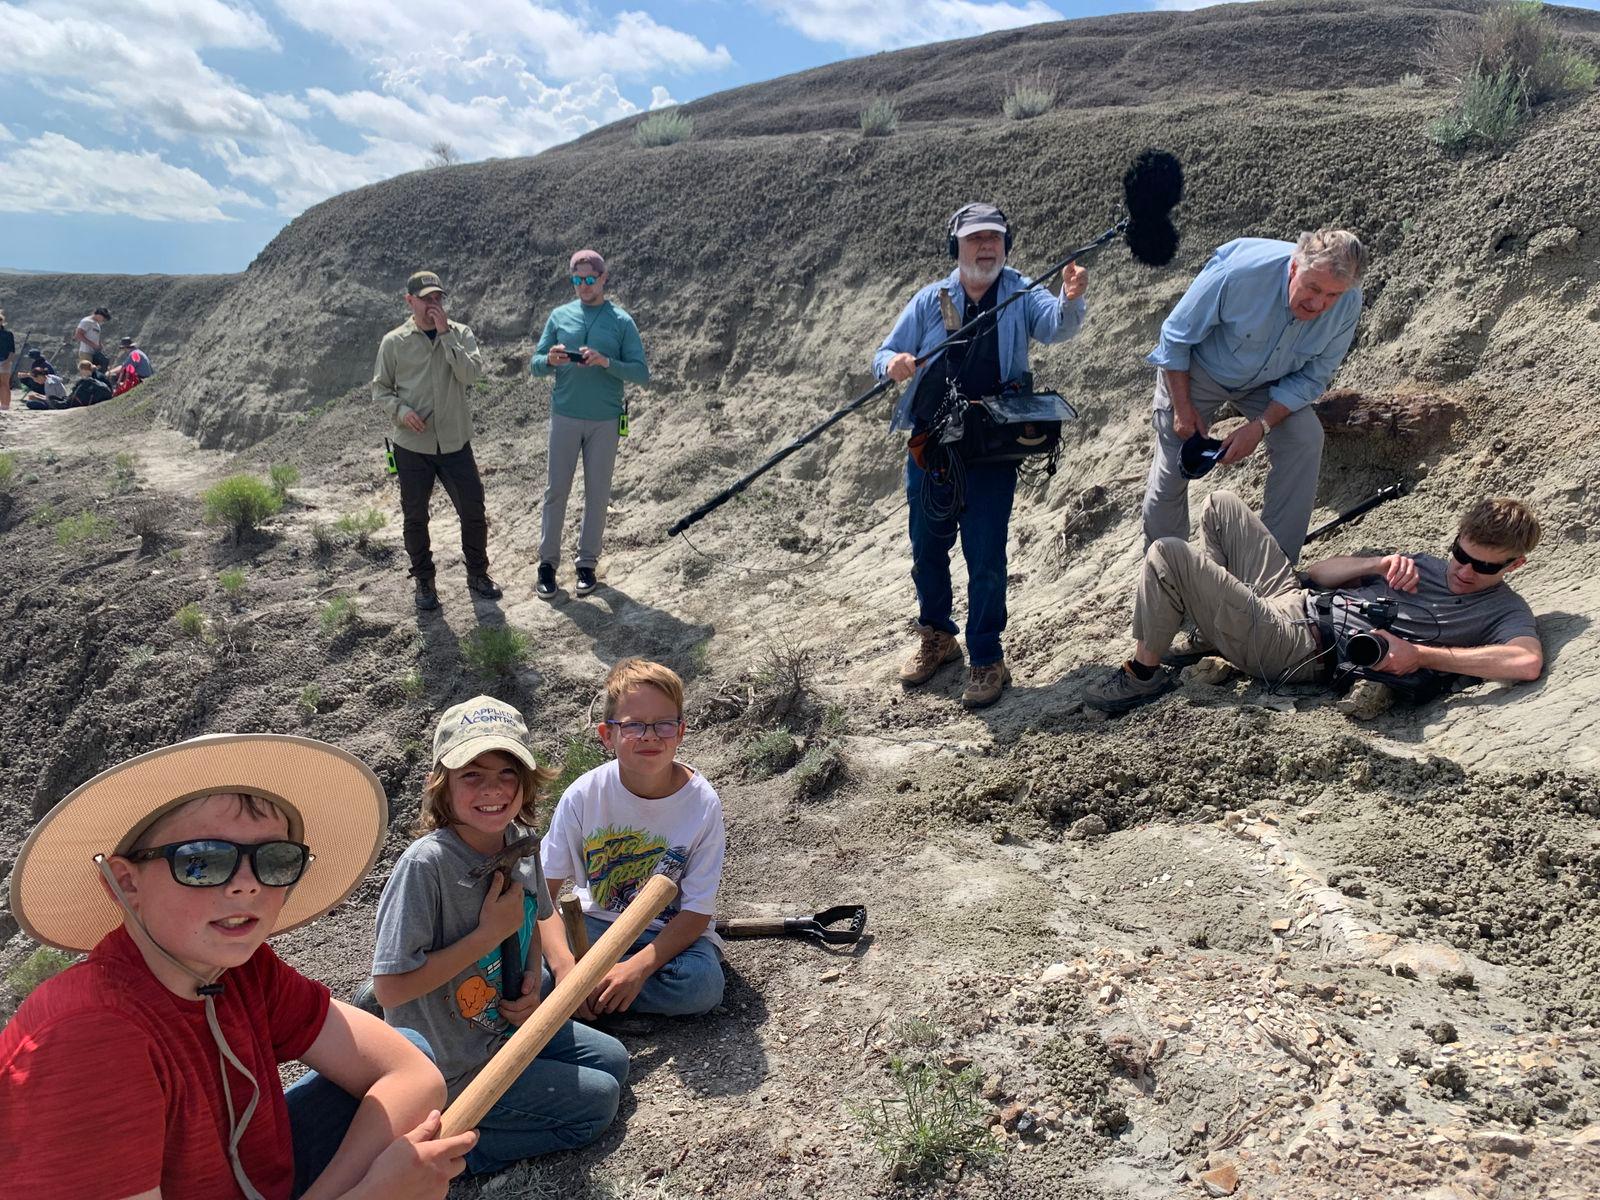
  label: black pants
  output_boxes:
[393,442,489,580]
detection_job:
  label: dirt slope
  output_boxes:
[4,3,1600,1198]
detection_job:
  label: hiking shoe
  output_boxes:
[536,562,557,599]
[413,577,440,612]
[961,661,1012,709]
[575,566,598,597]
[1162,629,1218,668]
[467,573,503,600]
[900,625,962,687]
[350,979,382,1016]
[1085,662,1176,714]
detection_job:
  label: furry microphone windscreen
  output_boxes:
[1123,149,1184,219]
[1126,216,1180,266]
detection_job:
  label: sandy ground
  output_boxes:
[4,3,1600,1197]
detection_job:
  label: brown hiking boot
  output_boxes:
[899,625,962,687]
[961,661,1012,709]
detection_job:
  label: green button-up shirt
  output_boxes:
[372,317,484,455]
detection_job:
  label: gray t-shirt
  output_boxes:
[1306,554,1538,648]
[372,824,555,1098]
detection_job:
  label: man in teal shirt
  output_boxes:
[529,250,650,598]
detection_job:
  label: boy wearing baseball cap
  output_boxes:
[0,734,477,1199]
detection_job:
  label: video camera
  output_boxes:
[1335,597,1399,669]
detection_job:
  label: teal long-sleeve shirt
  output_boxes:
[529,298,650,419]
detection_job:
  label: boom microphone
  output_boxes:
[1121,148,1184,266]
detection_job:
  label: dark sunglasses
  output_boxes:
[125,839,311,888]
[570,274,599,286]
[604,719,684,740]
[1450,538,1517,575]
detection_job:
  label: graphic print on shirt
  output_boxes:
[452,893,537,1033]
[584,824,687,917]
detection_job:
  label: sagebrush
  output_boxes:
[202,474,282,543]
[859,96,900,137]
[1003,70,1057,120]
[634,109,694,147]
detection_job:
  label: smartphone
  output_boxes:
[565,348,587,363]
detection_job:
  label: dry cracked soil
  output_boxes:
[4,3,1600,1197]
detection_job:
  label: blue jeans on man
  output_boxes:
[905,454,1018,667]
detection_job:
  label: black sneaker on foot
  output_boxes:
[536,562,557,599]
[575,566,598,597]
[413,577,440,611]
[467,573,503,600]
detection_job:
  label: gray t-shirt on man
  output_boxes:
[1306,553,1537,648]
[372,824,554,1098]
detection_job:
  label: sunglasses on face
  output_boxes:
[125,839,311,888]
[604,719,684,740]
[571,274,599,286]
[1450,538,1517,575]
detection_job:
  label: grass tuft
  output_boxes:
[110,451,139,493]
[461,624,530,676]
[1430,65,1529,151]
[269,463,300,501]
[550,737,608,800]
[174,602,205,638]
[334,508,387,551]
[401,667,425,699]
[202,474,283,543]
[0,451,15,490]
[634,109,694,147]
[299,684,322,717]
[6,947,75,998]
[218,567,247,598]
[319,595,357,634]
[743,728,800,780]
[55,510,111,547]
[852,1056,999,1183]
[859,96,900,137]
[1003,69,1058,120]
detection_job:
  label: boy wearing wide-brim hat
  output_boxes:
[0,734,478,1199]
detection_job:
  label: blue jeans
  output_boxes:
[905,454,1018,667]
[583,914,725,1016]
[285,1027,432,1198]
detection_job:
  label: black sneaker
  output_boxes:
[575,566,598,597]
[536,562,557,599]
[467,573,503,600]
[413,577,440,611]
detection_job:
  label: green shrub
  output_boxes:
[298,684,322,717]
[174,602,205,638]
[1430,65,1528,151]
[461,624,530,676]
[1003,70,1057,120]
[1428,0,1597,105]
[131,502,170,554]
[202,474,282,543]
[852,1057,999,1183]
[1400,71,1427,89]
[319,595,357,634]
[0,451,15,489]
[6,947,75,998]
[859,96,900,137]
[269,463,300,501]
[311,522,338,555]
[334,509,387,550]
[110,451,139,493]
[634,109,694,147]
[743,728,800,780]
[55,510,111,547]
[401,667,425,699]
[551,737,608,799]
[218,568,247,598]
[793,743,844,798]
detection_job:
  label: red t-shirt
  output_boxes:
[0,926,331,1199]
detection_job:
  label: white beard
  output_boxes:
[960,259,1003,290]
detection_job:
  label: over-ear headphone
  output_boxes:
[946,203,1014,258]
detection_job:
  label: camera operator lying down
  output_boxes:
[1085,490,1543,714]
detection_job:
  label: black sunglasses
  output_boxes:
[125,839,311,888]
[1450,538,1517,575]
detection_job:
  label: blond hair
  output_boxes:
[1458,497,1541,558]
[1293,228,1368,283]
[413,754,557,838]
[602,657,684,720]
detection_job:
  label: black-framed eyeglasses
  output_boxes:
[570,274,599,286]
[125,839,312,888]
[604,719,684,740]
[1450,538,1517,575]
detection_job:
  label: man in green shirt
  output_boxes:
[372,270,503,611]
[528,250,650,598]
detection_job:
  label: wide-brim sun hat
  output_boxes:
[11,734,388,953]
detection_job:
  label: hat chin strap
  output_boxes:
[97,860,267,1200]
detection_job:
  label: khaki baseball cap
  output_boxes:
[434,695,539,771]
[406,270,446,298]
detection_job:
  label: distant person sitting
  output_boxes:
[0,309,14,411]
[528,249,650,600]
[110,336,154,394]
[26,348,56,377]
[75,306,111,368]
[1085,490,1543,714]
[69,359,113,407]
[22,364,68,409]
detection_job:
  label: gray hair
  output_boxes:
[1293,228,1367,283]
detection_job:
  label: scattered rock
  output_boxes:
[1338,679,1394,721]
[1182,656,1234,686]
[1068,814,1109,840]
[1468,1130,1534,1156]
[998,1102,1025,1132]
[1438,969,1476,992]
[1426,1020,1458,1045]
[981,1073,1005,1102]
[1092,1102,1129,1136]
[1200,1162,1240,1196]
[1039,962,1073,985]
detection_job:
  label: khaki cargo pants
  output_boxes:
[1132,491,1324,683]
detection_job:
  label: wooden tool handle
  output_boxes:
[715,917,790,938]
[440,874,677,1137]
[560,894,590,962]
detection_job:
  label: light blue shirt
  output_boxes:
[874,266,1086,431]
[1145,237,1361,413]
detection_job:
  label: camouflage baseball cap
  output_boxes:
[433,695,538,771]
[406,270,446,298]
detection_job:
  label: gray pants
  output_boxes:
[1141,362,1324,564]
[539,412,620,570]
[1133,491,1323,683]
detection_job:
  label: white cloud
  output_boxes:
[0,122,14,142]
[756,0,1061,50]
[649,85,677,110]
[0,133,261,221]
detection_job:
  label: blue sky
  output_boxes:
[1,0,1595,275]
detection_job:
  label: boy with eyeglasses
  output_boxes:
[1086,490,1544,713]
[0,734,478,1198]
[540,658,725,1018]
[528,249,650,600]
